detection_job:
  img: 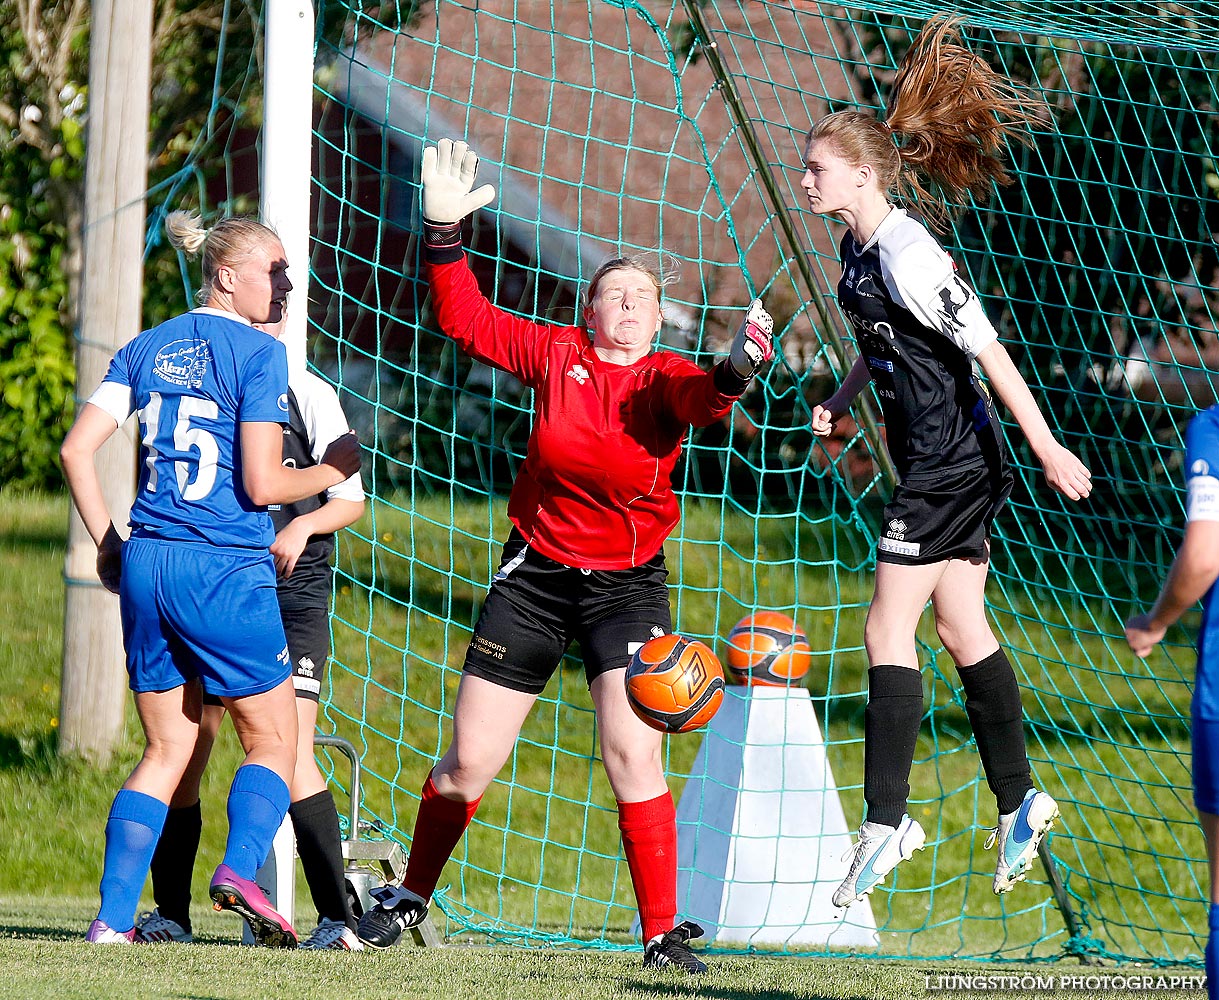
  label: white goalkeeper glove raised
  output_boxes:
[421,138,497,224]
[727,298,775,379]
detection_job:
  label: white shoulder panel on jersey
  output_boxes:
[877,210,1000,359]
[87,379,136,426]
[1187,473,1219,522]
[291,369,365,503]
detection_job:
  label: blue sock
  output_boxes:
[222,764,290,880]
[1208,904,1218,1000]
[97,789,168,932]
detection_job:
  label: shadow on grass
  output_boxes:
[0,519,66,555]
[0,922,81,942]
[0,728,59,772]
[623,985,880,1000]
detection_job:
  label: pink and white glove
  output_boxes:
[728,298,775,380]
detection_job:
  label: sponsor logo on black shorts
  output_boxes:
[472,635,508,661]
[878,537,922,557]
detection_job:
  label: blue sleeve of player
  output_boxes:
[1185,408,1219,481]
[103,343,133,388]
[1184,408,1219,524]
[85,343,138,420]
[239,338,290,424]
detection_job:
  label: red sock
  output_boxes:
[618,791,677,942]
[402,771,481,900]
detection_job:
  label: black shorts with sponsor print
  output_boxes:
[876,462,1014,566]
[202,604,331,706]
[463,529,673,695]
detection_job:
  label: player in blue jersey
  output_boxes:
[799,16,1092,906]
[135,309,367,951]
[1125,407,1219,1000]
[60,210,361,945]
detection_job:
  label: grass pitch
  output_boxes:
[0,897,1205,1000]
[0,490,1207,996]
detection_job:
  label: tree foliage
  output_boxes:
[0,0,86,488]
[0,0,265,488]
[0,0,419,489]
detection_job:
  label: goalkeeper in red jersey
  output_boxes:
[355,138,774,973]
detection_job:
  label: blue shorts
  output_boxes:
[120,537,291,698]
[1195,712,1219,816]
[202,604,330,706]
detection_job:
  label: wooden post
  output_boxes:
[59,0,152,763]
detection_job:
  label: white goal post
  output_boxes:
[262,0,315,376]
[249,0,318,932]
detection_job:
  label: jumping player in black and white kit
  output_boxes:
[801,16,1093,907]
[136,311,366,950]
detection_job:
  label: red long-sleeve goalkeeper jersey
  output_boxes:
[427,255,743,570]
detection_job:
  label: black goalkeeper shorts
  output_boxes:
[462,529,673,695]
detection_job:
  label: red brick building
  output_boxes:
[309,2,875,495]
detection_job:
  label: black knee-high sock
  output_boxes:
[958,648,1033,815]
[149,800,202,932]
[290,790,354,929]
[863,665,924,828]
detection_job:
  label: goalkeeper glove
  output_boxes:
[727,298,775,379]
[420,138,496,261]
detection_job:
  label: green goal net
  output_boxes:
[180,0,1219,965]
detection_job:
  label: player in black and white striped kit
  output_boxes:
[136,317,366,950]
[802,16,1092,906]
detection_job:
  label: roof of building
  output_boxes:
[324,1,856,363]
